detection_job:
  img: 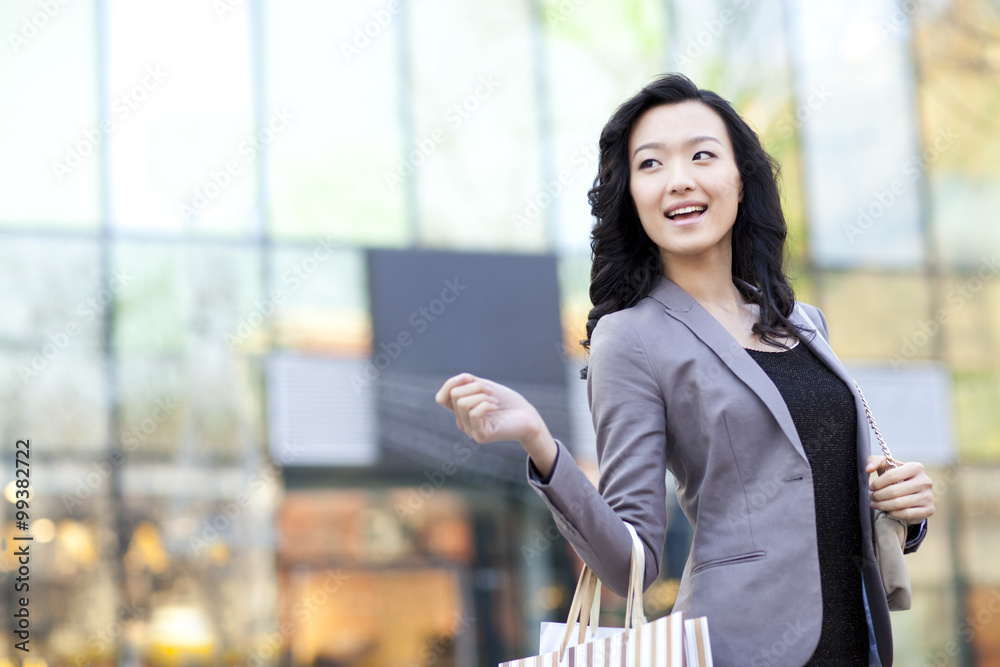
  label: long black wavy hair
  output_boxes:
[580,73,809,379]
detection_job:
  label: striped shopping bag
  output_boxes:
[500,524,713,667]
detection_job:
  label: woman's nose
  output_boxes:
[665,162,695,194]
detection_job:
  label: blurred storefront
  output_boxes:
[274,487,524,666]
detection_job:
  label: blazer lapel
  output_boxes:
[792,305,859,399]
[646,275,851,465]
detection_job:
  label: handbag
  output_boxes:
[500,522,713,666]
[855,382,912,611]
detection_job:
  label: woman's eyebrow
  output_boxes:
[631,135,722,158]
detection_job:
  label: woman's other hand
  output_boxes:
[435,373,558,476]
[866,455,935,524]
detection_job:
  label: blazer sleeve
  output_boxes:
[526,312,668,596]
[802,302,930,553]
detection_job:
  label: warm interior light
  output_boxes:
[148,605,215,657]
[3,481,32,504]
[57,520,98,566]
[124,522,170,574]
[31,518,55,543]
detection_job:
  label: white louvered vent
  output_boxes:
[266,353,376,466]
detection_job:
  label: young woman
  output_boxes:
[435,73,935,666]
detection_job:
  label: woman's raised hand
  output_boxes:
[866,455,935,524]
[434,373,558,476]
[435,373,542,444]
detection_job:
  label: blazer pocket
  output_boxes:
[691,550,766,575]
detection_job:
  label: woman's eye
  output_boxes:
[693,151,715,160]
[638,158,658,169]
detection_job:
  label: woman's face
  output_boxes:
[627,101,743,268]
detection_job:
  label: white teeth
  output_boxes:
[667,205,706,218]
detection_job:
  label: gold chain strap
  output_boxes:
[855,381,901,470]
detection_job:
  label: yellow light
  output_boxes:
[536,586,564,611]
[208,541,230,565]
[645,578,681,612]
[58,520,98,566]
[148,605,216,661]
[3,481,33,503]
[31,518,56,543]
[124,522,169,574]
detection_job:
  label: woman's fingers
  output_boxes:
[454,390,495,414]
[865,455,888,475]
[451,379,493,404]
[873,481,932,508]
[434,373,479,410]
[465,399,500,442]
[870,461,932,494]
[869,459,935,522]
[871,489,936,522]
[434,371,503,440]
[435,374,537,445]
[453,390,493,435]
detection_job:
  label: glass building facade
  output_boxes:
[0,0,998,664]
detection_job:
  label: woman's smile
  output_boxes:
[664,199,708,226]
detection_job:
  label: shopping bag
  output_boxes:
[684,617,713,667]
[499,523,713,666]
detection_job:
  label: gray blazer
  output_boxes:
[528,274,925,666]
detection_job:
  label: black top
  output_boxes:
[744,341,868,665]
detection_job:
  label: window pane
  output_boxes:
[817,271,932,361]
[265,0,407,245]
[270,246,368,353]
[113,242,263,462]
[0,238,104,351]
[0,351,108,455]
[953,372,1000,462]
[959,469,1000,579]
[0,238,109,453]
[113,242,261,354]
[119,353,259,463]
[410,0,544,250]
[936,270,1000,373]
[915,2,1000,267]
[669,0,789,91]
[787,1,925,269]
[106,0,256,236]
[0,0,100,229]
[116,357,184,460]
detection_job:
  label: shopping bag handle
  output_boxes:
[623,522,647,629]
[560,567,599,654]
[557,521,646,657]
